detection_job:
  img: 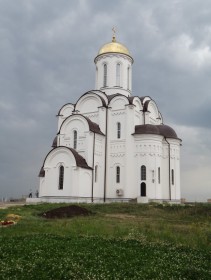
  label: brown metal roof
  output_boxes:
[38,167,45,177]
[67,147,92,170]
[83,116,105,135]
[157,125,178,139]
[128,96,135,104]
[134,124,160,135]
[133,124,179,139]
[52,136,57,148]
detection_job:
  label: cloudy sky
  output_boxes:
[0,0,211,201]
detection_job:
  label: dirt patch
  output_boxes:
[40,205,93,219]
[0,202,25,209]
[105,214,136,219]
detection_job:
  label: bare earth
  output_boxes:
[0,202,25,209]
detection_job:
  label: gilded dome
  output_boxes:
[97,36,132,58]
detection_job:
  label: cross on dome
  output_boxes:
[112,27,116,42]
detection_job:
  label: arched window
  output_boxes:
[73,130,77,149]
[116,63,120,86]
[103,64,107,87]
[117,122,121,139]
[140,182,146,197]
[116,166,120,183]
[58,166,64,190]
[158,167,161,184]
[95,165,98,183]
[171,169,174,185]
[127,66,130,90]
[141,165,146,181]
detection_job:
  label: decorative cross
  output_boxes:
[112,27,117,42]
[112,27,116,36]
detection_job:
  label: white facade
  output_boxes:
[38,36,182,203]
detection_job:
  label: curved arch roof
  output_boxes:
[107,93,131,105]
[57,103,75,116]
[75,91,107,109]
[58,114,104,136]
[38,146,92,177]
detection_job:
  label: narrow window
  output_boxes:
[158,167,160,184]
[171,169,174,185]
[59,166,64,190]
[117,122,121,139]
[95,165,98,183]
[103,64,107,87]
[96,66,98,87]
[116,166,120,183]
[127,67,130,90]
[73,130,77,149]
[116,63,120,86]
[141,165,146,181]
[152,170,155,183]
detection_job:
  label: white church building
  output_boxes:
[38,34,182,203]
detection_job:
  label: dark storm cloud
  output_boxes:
[0,0,210,200]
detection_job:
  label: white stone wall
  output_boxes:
[39,147,93,198]
[134,135,163,199]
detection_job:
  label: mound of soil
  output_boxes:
[40,205,92,219]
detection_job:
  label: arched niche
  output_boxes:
[75,93,105,113]
[109,95,129,110]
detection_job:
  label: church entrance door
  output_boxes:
[140,182,146,197]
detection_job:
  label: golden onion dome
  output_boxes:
[97,35,132,58]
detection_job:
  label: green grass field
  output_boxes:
[0,203,210,279]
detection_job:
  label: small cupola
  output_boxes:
[96,34,133,59]
[94,29,134,97]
